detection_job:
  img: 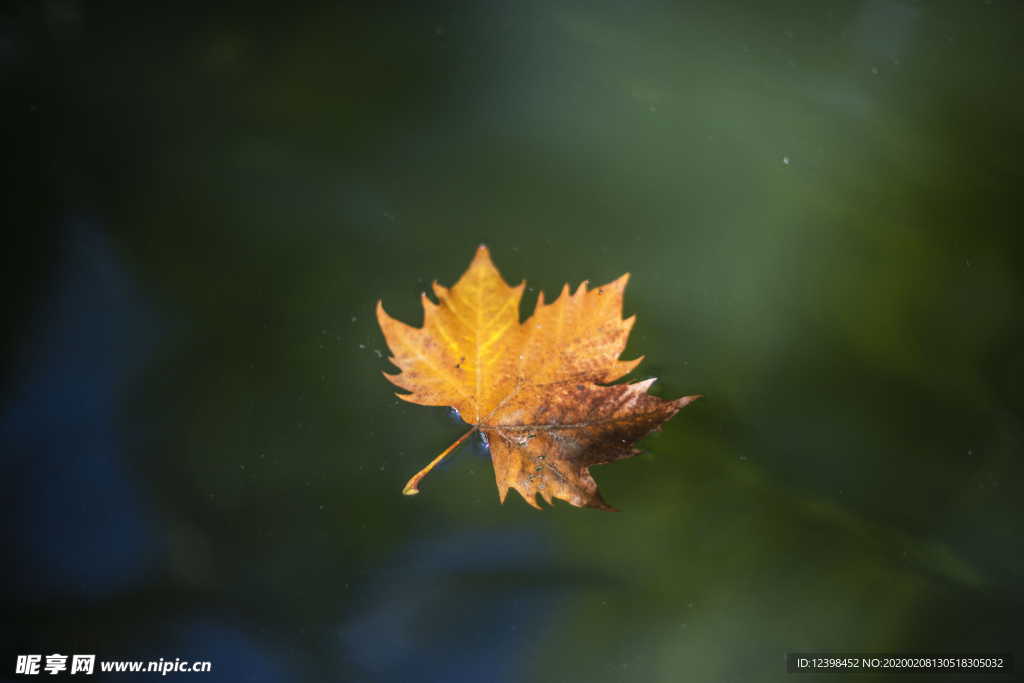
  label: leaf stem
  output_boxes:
[402,426,478,495]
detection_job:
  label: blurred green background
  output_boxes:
[4,1,1022,681]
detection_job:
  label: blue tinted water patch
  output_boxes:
[162,619,292,683]
[475,430,490,456]
[340,530,558,683]
[2,224,164,601]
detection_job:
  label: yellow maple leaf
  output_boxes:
[377,245,700,510]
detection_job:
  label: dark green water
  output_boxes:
[6,1,1022,681]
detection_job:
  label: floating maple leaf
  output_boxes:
[376,245,700,510]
